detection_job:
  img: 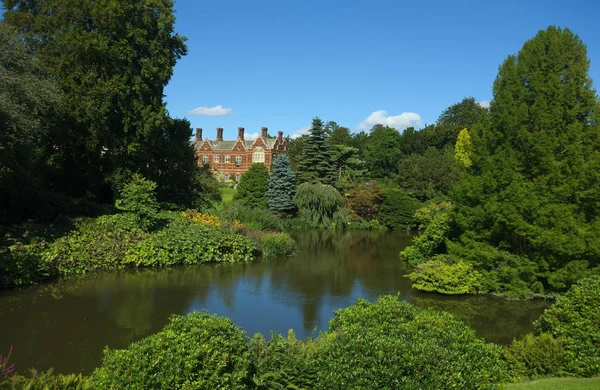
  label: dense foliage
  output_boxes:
[534,276,600,377]
[267,155,296,215]
[293,183,346,228]
[365,125,403,178]
[258,232,296,257]
[0,1,213,222]
[114,175,160,231]
[297,117,336,184]
[235,163,269,209]
[91,312,252,389]
[378,188,417,230]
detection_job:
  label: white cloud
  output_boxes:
[478,100,490,108]
[290,126,310,139]
[188,104,233,116]
[245,132,260,140]
[356,110,422,131]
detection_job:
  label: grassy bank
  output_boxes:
[505,378,600,389]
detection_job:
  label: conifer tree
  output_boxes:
[297,117,335,185]
[268,155,296,215]
[450,26,600,295]
[454,128,472,168]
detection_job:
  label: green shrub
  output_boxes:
[400,200,453,267]
[124,217,256,267]
[48,215,144,276]
[407,255,483,295]
[0,241,56,289]
[293,183,346,228]
[114,174,160,231]
[378,188,418,230]
[318,295,508,389]
[259,232,296,257]
[91,311,252,389]
[534,276,600,377]
[218,201,283,232]
[235,163,269,209]
[250,330,329,389]
[1,369,92,389]
[504,333,564,381]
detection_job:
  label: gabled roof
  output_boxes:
[192,136,278,151]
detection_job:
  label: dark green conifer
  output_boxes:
[297,117,335,184]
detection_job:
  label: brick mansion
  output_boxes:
[192,127,288,182]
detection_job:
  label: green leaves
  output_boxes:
[236,163,269,209]
[114,174,159,231]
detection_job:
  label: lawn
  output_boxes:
[505,377,600,390]
[219,187,236,206]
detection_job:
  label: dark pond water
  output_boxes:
[0,229,551,375]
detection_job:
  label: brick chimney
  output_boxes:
[238,127,245,140]
[277,130,283,142]
[261,127,268,138]
[195,128,202,141]
[216,127,223,141]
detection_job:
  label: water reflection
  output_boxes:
[0,230,550,374]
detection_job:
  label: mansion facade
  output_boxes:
[192,127,288,182]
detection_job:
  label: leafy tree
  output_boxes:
[425,97,488,149]
[398,126,428,157]
[0,20,63,222]
[297,117,336,184]
[397,147,460,200]
[293,183,345,227]
[450,26,600,295]
[350,130,369,159]
[326,121,352,146]
[454,128,473,168]
[331,144,367,190]
[285,134,307,172]
[2,0,187,202]
[268,155,296,215]
[115,175,159,231]
[235,163,269,209]
[365,125,402,178]
[346,181,384,221]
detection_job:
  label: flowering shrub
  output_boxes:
[181,210,221,227]
[0,346,15,381]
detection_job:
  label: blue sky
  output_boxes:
[166,0,600,140]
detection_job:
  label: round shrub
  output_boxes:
[378,188,417,230]
[259,232,296,257]
[534,275,600,377]
[504,333,564,381]
[318,295,508,389]
[407,255,483,295]
[91,312,252,389]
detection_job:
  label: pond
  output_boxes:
[0,229,551,375]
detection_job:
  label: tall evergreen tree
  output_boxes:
[297,117,335,185]
[450,26,600,295]
[268,155,296,215]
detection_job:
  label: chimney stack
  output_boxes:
[238,127,245,140]
[195,128,202,141]
[277,130,283,142]
[261,127,268,139]
[216,127,223,141]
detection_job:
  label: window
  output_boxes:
[252,147,265,163]
[235,174,241,183]
[225,155,231,163]
[224,173,230,182]
[214,155,219,163]
[203,155,209,164]
[235,155,242,165]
